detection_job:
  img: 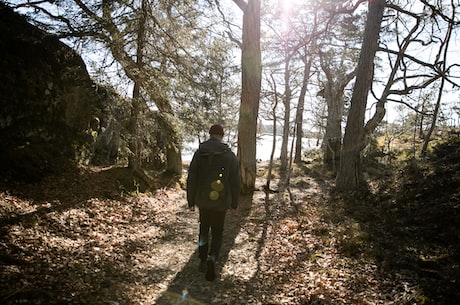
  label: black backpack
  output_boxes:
[196,149,230,203]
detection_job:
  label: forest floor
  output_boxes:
[1,139,459,305]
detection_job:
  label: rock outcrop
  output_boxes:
[0,4,104,181]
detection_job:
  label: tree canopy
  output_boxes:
[4,0,460,190]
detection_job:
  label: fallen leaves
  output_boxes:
[0,166,197,304]
[1,151,459,305]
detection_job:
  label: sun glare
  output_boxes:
[280,0,305,11]
[277,0,307,32]
[278,0,307,20]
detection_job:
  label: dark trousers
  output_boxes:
[198,209,226,261]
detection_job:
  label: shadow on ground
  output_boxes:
[0,166,194,305]
[154,193,254,305]
[321,144,460,305]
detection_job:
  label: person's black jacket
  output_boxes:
[187,138,240,211]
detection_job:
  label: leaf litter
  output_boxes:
[1,141,459,305]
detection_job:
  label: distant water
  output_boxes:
[182,135,320,162]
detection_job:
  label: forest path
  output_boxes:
[1,164,331,305]
[0,165,287,305]
[2,163,456,304]
[153,173,335,305]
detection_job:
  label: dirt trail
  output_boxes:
[2,163,459,304]
[0,166,272,305]
[0,163,304,304]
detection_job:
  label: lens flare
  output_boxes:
[181,289,189,300]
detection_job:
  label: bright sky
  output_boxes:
[279,0,304,10]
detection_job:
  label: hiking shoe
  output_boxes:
[199,260,207,273]
[205,256,216,281]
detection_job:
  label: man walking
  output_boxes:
[186,124,240,281]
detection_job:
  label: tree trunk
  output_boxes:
[128,0,146,169]
[158,111,182,176]
[166,143,182,175]
[336,0,385,191]
[323,89,343,172]
[235,0,262,194]
[319,49,356,172]
[280,57,291,171]
[266,73,279,192]
[294,55,311,164]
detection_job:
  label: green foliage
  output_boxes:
[175,37,240,143]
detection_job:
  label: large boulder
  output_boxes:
[0,4,104,181]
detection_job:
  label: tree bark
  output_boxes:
[266,73,279,192]
[336,0,385,191]
[128,0,147,168]
[320,50,355,172]
[234,0,262,194]
[280,56,292,171]
[294,55,311,164]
